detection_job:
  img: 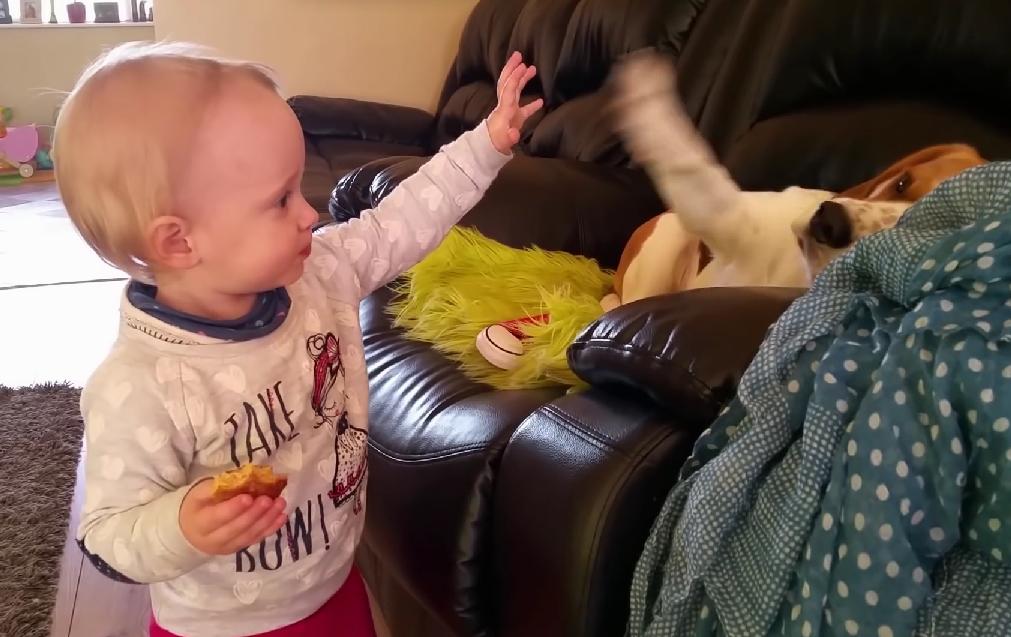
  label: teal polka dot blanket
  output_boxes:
[628,163,1011,637]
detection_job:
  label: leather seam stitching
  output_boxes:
[367,439,495,463]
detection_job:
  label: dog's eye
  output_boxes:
[895,172,912,194]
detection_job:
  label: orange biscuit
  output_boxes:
[211,464,288,502]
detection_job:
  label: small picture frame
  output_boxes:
[0,0,12,24]
[94,1,120,23]
[19,0,41,23]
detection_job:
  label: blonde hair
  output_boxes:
[54,41,281,281]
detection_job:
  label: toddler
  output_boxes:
[57,41,541,637]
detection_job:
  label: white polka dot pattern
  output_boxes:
[627,163,1011,636]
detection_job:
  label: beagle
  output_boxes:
[602,51,986,310]
[797,144,987,275]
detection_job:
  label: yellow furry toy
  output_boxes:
[387,227,612,390]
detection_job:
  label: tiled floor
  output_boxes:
[3,183,391,637]
[0,182,126,388]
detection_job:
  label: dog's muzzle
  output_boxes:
[808,200,853,248]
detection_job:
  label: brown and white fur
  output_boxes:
[602,51,986,310]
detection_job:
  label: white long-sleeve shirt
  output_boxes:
[77,122,510,637]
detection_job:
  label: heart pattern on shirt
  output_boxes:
[317,457,333,482]
[136,426,169,453]
[343,237,368,263]
[270,338,295,361]
[276,442,304,472]
[180,362,200,384]
[420,185,444,211]
[146,525,169,560]
[334,304,358,328]
[416,227,436,250]
[369,258,390,284]
[113,538,133,569]
[156,357,178,384]
[107,381,132,408]
[189,395,207,429]
[214,366,246,394]
[314,254,339,279]
[101,455,125,481]
[342,343,364,372]
[295,567,316,591]
[206,559,225,574]
[160,464,185,485]
[88,410,106,440]
[166,401,188,430]
[378,218,404,243]
[303,309,321,335]
[173,577,200,601]
[206,448,229,468]
[233,580,262,605]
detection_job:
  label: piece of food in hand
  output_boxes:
[210,464,287,502]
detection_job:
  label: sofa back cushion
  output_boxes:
[699,0,1011,191]
[432,0,708,164]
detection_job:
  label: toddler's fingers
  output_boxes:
[517,65,537,95]
[188,490,253,535]
[520,98,544,120]
[205,495,274,541]
[497,51,522,98]
[502,62,528,105]
[227,510,288,553]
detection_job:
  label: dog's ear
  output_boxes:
[840,144,987,198]
[840,173,885,199]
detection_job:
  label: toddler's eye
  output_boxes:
[278,192,290,209]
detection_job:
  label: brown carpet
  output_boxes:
[0,384,84,637]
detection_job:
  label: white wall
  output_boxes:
[155,0,479,112]
[0,24,155,136]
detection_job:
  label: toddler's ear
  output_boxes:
[146,215,198,270]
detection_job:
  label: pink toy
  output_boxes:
[0,124,40,178]
[0,124,40,163]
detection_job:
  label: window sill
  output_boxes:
[0,21,153,29]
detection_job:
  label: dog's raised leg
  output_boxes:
[611,51,749,258]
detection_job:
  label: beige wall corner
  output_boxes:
[0,25,155,135]
[154,0,479,112]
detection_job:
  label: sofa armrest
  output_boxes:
[568,287,803,423]
[330,155,429,223]
[288,95,435,147]
[494,390,701,637]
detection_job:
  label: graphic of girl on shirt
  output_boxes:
[306,332,367,513]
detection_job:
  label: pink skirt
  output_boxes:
[150,565,377,637]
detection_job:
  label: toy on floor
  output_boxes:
[0,108,54,185]
[388,227,612,389]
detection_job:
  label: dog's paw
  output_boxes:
[610,49,678,112]
[608,50,697,166]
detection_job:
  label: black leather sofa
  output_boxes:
[289,0,1011,635]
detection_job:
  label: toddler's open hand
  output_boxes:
[487,51,544,154]
[180,479,287,555]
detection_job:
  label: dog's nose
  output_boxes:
[808,200,853,249]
